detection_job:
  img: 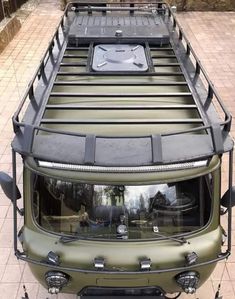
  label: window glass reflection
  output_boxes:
[33,175,212,240]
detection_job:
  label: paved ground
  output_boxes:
[0,2,235,298]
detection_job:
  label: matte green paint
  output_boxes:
[20,156,222,294]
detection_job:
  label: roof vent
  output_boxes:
[92,44,148,72]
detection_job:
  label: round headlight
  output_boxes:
[45,271,70,294]
[175,271,199,294]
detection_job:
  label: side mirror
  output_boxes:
[221,186,235,208]
[0,172,21,201]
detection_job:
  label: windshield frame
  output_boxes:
[30,170,214,242]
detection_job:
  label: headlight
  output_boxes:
[175,271,199,294]
[45,271,70,294]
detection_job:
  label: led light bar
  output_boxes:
[38,160,208,173]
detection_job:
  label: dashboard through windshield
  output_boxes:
[32,175,212,240]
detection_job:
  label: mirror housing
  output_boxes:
[221,186,235,208]
[0,172,21,201]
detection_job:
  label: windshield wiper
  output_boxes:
[59,235,80,244]
[153,231,190,245]
[59,234,110,243]
[59,233,189,245]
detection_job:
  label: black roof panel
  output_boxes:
[68,14,170,44]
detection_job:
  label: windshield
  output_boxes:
[32,175,212,240]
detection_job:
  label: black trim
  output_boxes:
[14,249,229,275]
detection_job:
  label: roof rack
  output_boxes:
[12,1,233,169]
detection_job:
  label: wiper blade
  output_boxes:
[59,233,189,245]
[153,231,190,245]
[59,235,80,244]
[59,234,109,243]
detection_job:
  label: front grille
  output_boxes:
[80,286,165,297]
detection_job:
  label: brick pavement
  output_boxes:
[0,3,235,299]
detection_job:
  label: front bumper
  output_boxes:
[19,226,224,294]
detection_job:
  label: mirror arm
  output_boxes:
[220,207,228,215]
[17,207,24,216]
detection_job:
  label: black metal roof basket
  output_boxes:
[12,1,233,170]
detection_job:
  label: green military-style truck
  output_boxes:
[0,1,234,298]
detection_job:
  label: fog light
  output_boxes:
[175,271,199,294]
[45,271,69,294]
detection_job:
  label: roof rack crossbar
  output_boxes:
[152,55,176,58]
[50,92,192,98]
[153,63,181,66]
[40,119,203,125]
[53,82,188,86]
[60,62,87,67]
[57,72,184,76]
[45,104,197,110]
[63,54,88,58]
[66,47,89,50]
